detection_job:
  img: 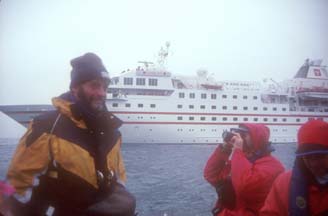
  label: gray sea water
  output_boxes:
[0,138,296,216]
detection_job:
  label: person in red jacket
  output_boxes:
[260,120,328,216]
[204,123,285,216]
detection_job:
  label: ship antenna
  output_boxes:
[138,61,154,69]
[157,41,170,68]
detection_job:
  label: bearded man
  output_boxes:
[3,53,135,216]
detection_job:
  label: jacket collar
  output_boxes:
[51,91,122,130]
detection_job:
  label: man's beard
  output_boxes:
[77,88,107,113]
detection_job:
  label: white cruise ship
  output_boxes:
[107,46,328,144]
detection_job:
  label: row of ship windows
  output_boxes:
[143,128,289,133]
[129,116,324,122]
[113,78,255,90]
[111,103,288,112]
[176,116,321,122]
[111,77,158,86]
[113,103,156,108]
[178,93,258,100]
[112,80,259,94]
[111,103,328,113]
[178,104,288,112]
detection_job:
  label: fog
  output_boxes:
[1,0,328,104]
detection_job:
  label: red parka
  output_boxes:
[260,171,328,215]
[260,120,328,215]
[204,124,285,216]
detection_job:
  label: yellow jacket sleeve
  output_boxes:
[107,136,126,184]
[6,123,50,203]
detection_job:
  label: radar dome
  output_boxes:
[197,69,208,77]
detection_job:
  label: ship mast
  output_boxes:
[157,41,170,69]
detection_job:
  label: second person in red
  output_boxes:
[204,123,284,216]
[260,120,328,216]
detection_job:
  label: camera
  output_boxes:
[222,131,235,143]
[222,127,249,142]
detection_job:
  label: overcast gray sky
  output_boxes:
[1,0,328,105]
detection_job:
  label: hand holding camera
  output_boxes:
[222,128,248,153]
[230,133,243,150]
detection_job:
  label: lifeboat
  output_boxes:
[296,87,328,99]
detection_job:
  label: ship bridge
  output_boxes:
[108,65,174,100]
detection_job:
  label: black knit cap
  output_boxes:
[70,52,110,89]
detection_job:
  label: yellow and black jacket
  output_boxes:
[6,92,126,215]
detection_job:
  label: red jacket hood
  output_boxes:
[239,123,270,151]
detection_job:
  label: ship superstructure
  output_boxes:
[107,46,328,144]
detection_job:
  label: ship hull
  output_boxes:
[116,123,299,144]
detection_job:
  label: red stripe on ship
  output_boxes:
[122,121,303,126]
